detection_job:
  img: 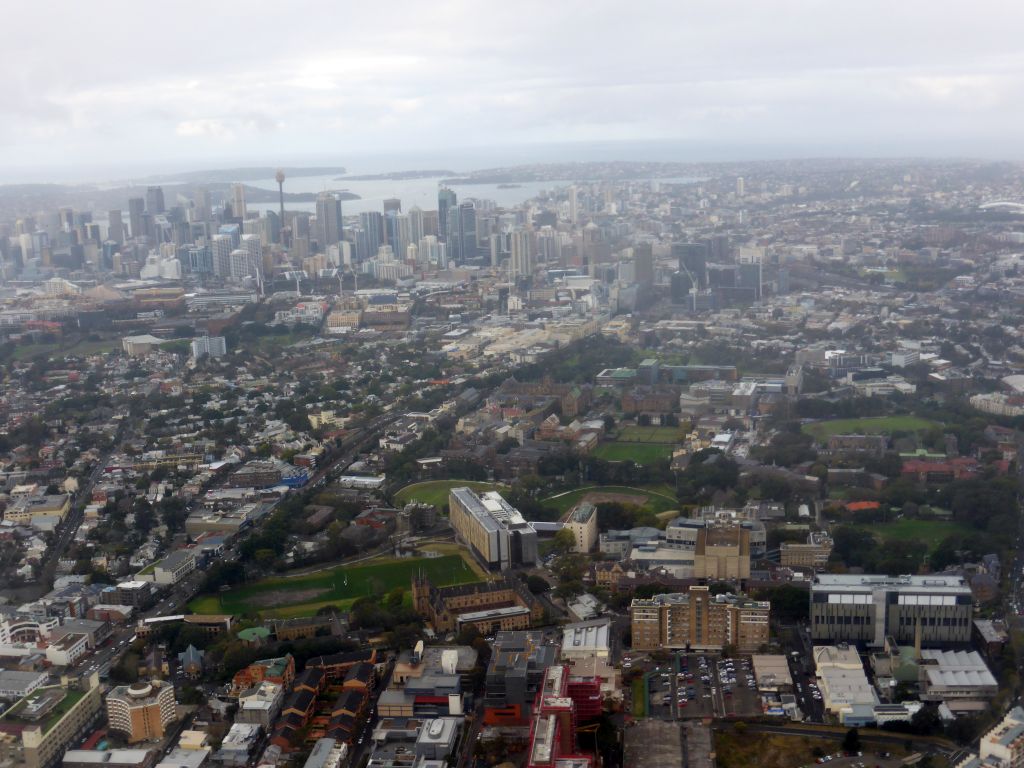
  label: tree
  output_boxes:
[551,528,576,555]
[841,728,860,754]
[526,575,550,594]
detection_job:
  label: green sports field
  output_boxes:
[802,415,937,441]
[392,480,507,511]
[616,426,685,443]
[592,442,672,464]
[187,553,480,619]
[852,517,971,555]
[541,485,678,515]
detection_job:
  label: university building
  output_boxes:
[412,574,544,635]
[629,586,770,653]
[448,488,538,570]
[810,574,973,647]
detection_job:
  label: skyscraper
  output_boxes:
[315,192,343,250]
[128,197,145,239]
[568,185,578,225]
[240,234,263,279]
[455,201,477,264]
[383,198,401,213]
[107,210,125,245]
[359,211,384,258]
[510,230,533,280]
[408,206,425,244]
[193,188,212,221]
[634,243,654,287]
[385,212,411,257]
[672,242,708,289]
[231,184,247,220]
[145,186,165,214]
[736,177,745,197]
[438,188,457,242]
[211,234,234,277]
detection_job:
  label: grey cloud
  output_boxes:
[1,0,1023,175]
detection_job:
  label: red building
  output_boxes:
[524,666,598,768]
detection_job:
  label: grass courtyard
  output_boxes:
[188,552,481,619]
[802,415,937,441]
[391,479,507,512]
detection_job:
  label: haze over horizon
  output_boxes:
[4,0,1024,183]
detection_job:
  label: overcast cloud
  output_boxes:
[3,0,1023,179]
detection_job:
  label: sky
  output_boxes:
[3,0,1024,181]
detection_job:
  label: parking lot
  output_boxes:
[639,652,764,720]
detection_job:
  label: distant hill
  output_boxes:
[135,166,346,184]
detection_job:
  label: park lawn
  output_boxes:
[630,678,646,718]
[187,553,479,619]
[392,480,507,511]
[541,485,678,516]
[802,415,937,441]
[592,441,672,465]
[852,517,973,554]
[616,425,686,443]
[12,342,61,361]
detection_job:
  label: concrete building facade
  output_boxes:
[629,586,770,653]
[810,574,973,647]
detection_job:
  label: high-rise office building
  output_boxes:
[193,188,212,221]
[229,249,253,280]
[383,198,401,213]
[359,211,383,259]
[408,206,425,244]
[510,230,533,280]
[211,234,234,277]
[186,245,213,274]
[568,185,578,225]
[422,209,439,238]
[145,186,165,214]
[672,242,708,289]
[239,234,263,279]
[450,201,477,264]
[438,188,457,242]
[385,212,411,257]
[316,192,343,250]
[128,198,146,239]
[634,243,654,287]
[231,184,247,220]
[736,177,745,197]
[107,210,125,245]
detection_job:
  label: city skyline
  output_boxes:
[2,1,1024,181]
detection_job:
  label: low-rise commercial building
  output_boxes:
[813,645,879,727]
[954,706,1024,768]
[780,532,833,569]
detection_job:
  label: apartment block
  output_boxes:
[629,586,770,653]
